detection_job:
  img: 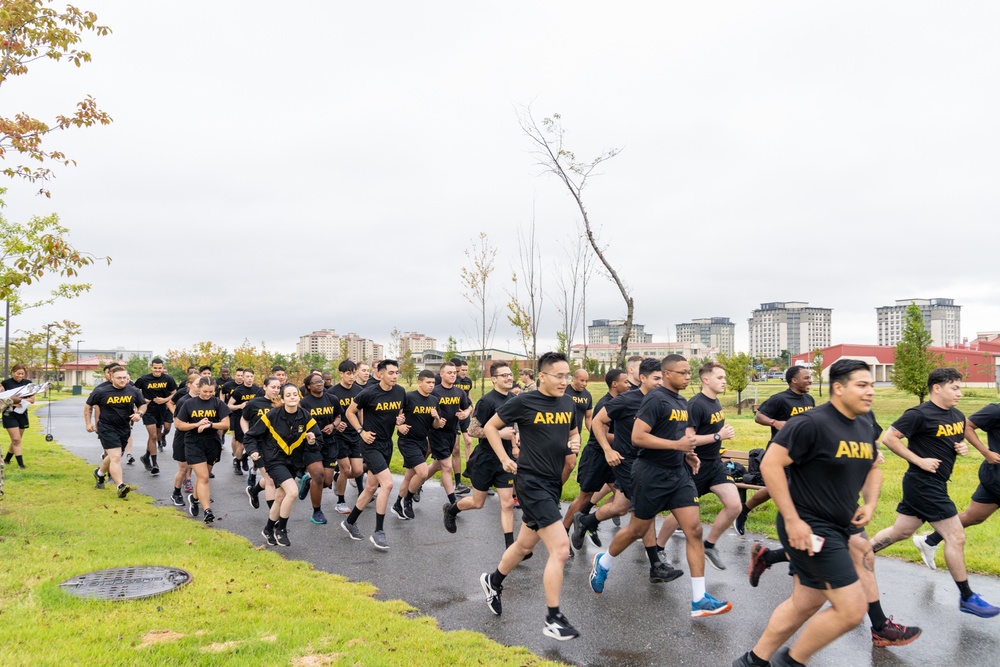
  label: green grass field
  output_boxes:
[0,402,558,667]
[400,379,1000,575]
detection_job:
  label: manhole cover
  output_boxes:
[59,566,192,601]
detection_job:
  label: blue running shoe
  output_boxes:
[960,592,1000,618]
[691,593,732,618]
[298,473,311,500]
[590,552,610,594]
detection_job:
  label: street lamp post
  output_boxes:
[76,339,85,387]
[43,323,53,398]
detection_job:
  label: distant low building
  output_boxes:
[570,341,717,367]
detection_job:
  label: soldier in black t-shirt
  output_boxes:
[479,352,581,641]
[328,360,365,514]
[419,362,472,503]
[560,369,592,485]
[85,366,147,498]
[134,358,178,476]
[300,373,344,526]
[174,377,231,524]
[451,359,475,491]
[735,365,817,534]
[443,361,519,550]
[342,359,406,550]
[392,371,442,520]
[227,369,261,476]
[870,368,999,618]
[563,369,627,544]
[736,360,882,667]
[167,373,200,507]
[242,376,283,512]
[654,361,740,570]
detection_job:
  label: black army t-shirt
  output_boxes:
[401,390,439,441]
[634,386,689,468]
[587,392,616,447]
[300,391,342,438]
[243,396,278,430]
[497,391,577,479]
[759,388,816,439]
[893,402,966,482]
[432,384,471,434]
[328,382,363,449]
[87,384,146,429]
[772,402,877,527]
[229,384,262,417]
[602,389,646,458]
[564,385,593,432]
[134,373,177,403]
[689,392,725,461]
[969,404,1000,485]
[354,383,406,446]
[176,396,231,446]
[473,389,513,457]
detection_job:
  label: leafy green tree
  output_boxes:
[719,352,753,414]
[444,336,458,358]
[399,349,416,385]
[810,348,824,397]
[893,303,943,404]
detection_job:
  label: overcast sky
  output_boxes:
[6,1,1000,360]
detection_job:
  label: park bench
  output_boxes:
[719,448,765,504]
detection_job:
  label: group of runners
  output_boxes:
[8,346,999,662]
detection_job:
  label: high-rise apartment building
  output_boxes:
[401,332,437,357]
[675,317,736,357]
[748,302,831,358]
[587,319,653,346]
[296,329,340,359]
[876,298,961,347]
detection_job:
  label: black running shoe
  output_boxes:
[649,561,684,583]
[443,503,457,533]
[241,457,249,472]
[150,465,159,476]
[209,472,215,479]
[171,492,184,507]
[262,526,277,546]
[188,493,200,517]
[139,453,152,471]
[203,509,215,524]
[117,483,130,499]
[403,502,415,520]
[274,525,290,547]
[571,512,588,551]
[93,468,105,489]
[391,501,407,520]
[871,617,922,647]
[480,572,502,616]
[246,484,260,509]
[412,488,421,503]
[126,454,135,466]
[233,458,243,476]
[543,611,580,641]
[734,511,748,536]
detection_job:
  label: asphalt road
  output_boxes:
[36,397,1000,666]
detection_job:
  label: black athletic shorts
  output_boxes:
[631,459,699,521]
[141,404,168,427]
[97,423,130,451]
[337,435,362,460]
[362,442,393,475]
[428,431,455,461]
[692,458,735,497]
[896,471,958,523]
[185,437,222,466]
[398,437,429,469]
[515,471,564,531]
[467,445,515,492]
[265,460,298,487]
[777,513,858,590]
[459,416,471,434]
[576,443,615,493]
[232,415,246,442]
[171,433,187,463]
[2,411,28,430]
[320,436,339,468]
[972,462,1000,506]
[611,456,636,500]
[163,409,173,423]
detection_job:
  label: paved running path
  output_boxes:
[35,397,1000,666]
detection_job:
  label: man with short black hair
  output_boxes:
[227,369,260,476]
[734,360,881,667]
[420,362,471,505]
[479,352,582,640]
[134,357,177,476]
[870,368,999,618]
[86,366,147,498]
[452,358,475,493]
[328,360,366,513]
[300,373,343,525]
[392,370,441,520]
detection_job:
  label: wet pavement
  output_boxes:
[41,397,1000,666]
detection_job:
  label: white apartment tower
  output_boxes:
[748,302,831,358]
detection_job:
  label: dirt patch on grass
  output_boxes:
[202,640,242,653]
[291,654,343,666]
[139,630,184,647]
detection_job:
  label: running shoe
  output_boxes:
[912,534,937,570]
[370,530,389,550]
[412,488,421,503]
[734,511,748,536]
[704,545,727,571]
[311,509,328,525]
[246,484,260,509]
[769,647,795,667]
[480,572,502,616]
[334,502,350,515]
[649,561,683,583]
[247,471,257,488]
[403,502,415,520]
[391,501,407,520]
[960,592,1000,618]
[748,541,769,587]
[590,553,610,594]
[732,652,757,667]
[275,525,291,547]
[171,491,184,507]
[187,493,200,517]
[183,479,193,494]
[571,512,588,551]
[209,472,215,479]
[587,529,602,548]
[512,496,520,509]
[298,473,311,500]
[93,468,105,489]
[691,593,732,618]
[149,464,159,476]
[203,509,215,525]
[117,483,131,499]
[262,526,277,546]
[233,458,243,476]
[157,439,165,452]
[139,452,152,471]
[455,483,471,495]
[611,515,620,526]
[542,611,580,641]
[241,457,249,472]
[487,488,495,496]
[341,519,363,541]
[126,454,135,466]
[443,503,457,533]
[871,617,922,647]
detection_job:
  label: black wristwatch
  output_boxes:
[713,433,722,443]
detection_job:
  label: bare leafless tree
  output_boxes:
[553,223,593,364]
[461,232,500,393]
[519,106,633,368]
[507,216,542,365]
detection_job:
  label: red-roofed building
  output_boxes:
[792,341,1000,387]
[57,357,124,387]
